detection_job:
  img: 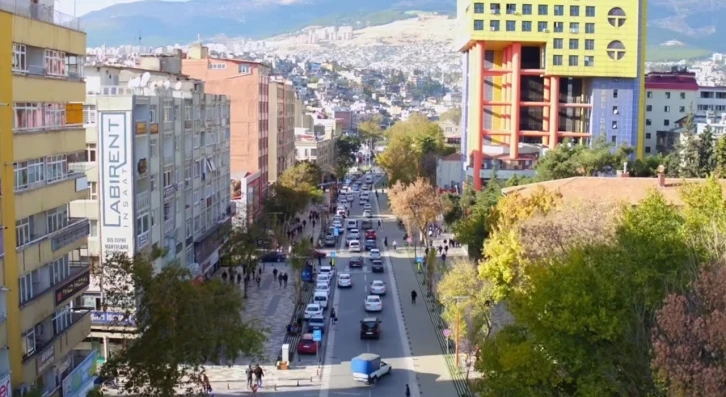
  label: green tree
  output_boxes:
[534,136,629,181]
[98,253,265,396]
[219,225,265,298]
[698,124,715,176]
[263,183,307,223]
[452,180,504,260]
[679,112,701,177]
[335,135,361,174]
[357,117,384,143]
[713,135,726,176]
[290,239,313,306]
[376,135,420,185]
[279,161,323,203]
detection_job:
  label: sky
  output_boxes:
[55,0,186,17]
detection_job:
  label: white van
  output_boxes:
[365,175,373,184]
[346,219,358,230]
[313,291,329,309]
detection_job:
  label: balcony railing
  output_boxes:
[163,153,174,165]
[23,309,90,363]
[20,261,89,309]
[68,162,96,174]
[137,231,150,250]
[15,169,86,194]
[0,0,85,32]
[51,217,90,252]
[14,63,84,82]
[163,184,176,200]
[135,191,150,211]
[164,219,175,234]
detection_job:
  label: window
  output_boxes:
[150,139,158,157]
[50,255,69,285]
[184,105,192,121]
[612,106,618,114]
[585,23,595,34]
[506,20,516,31]
[136,212,150,236]
[490,3,500,14]
[163,170,173,187]
[474,2,484,13]
[238,65,250,74]
[570,5,579,16]
[612,121,618,129]
[186,218,193,238]
[490,20,500,31]
[554,5,564,15]
[553,38,563,49]
[163,103,172,122]
[679,106,686,112]
[86,143,96,162]
[607,40,626,60]
[150,105,157,122]
[12,43,27,72]
[506,3,516,14]
[646,119,652,126]
[647,91,653,98]
[88,182,98,200]
[46,205,69,234]
[474,20,484,30]
[538,4,547,15]
[46,155,68,183]
[16,217,31,247]
[553,22,563,32]
[585,6,595,17]
[613,89,619,98]
[45,103,65,128]
[646,133,652,139]
[44,49,66,76]
[646,105,652,111]
[90,220,98,237]
[22,328,35,356]
[552,55,563,66]
[664,119,670,126]
[569,22,579,33]
[53,305,72,335]
[150,175,157,191]
[14,158,44,191]
[538,21,548,32]
[584,56,594,67]
[585,39,595,50]
[83,104,96,125]
[185,165,192,181]
[664,106,670,112]
[209,63,227,70]
[522,4,532,14]
[665,92,671,99]
[14,102,43,130]
[611,136,617,143]
[645,146,651,154]
[680,92,686,99]
[569,39,579,50]
[522,21,532,31]
[608,7,626,27]
[568,55,578,66]
[194,160,202,178]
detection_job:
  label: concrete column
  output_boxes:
[549,76,560,148]
[542,76,551,145]
[509,43,522,159]
[472,42,485,191]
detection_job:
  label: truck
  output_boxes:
[350,353,392,385]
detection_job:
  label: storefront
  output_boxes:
[194,218,229,279]
[61,351,98,397]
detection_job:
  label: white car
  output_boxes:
[348,229,360,240]
[304,303,323,319]
[369,249,381,260]
[346,234,358,247]
[349,240,361,252]
[338,273,352,288]
[315,282,330,296]
[364,295,383,312]
[320,265,335,278]
[316,273,331,286]
[363,209,372,218]
[369,280,386,295]
[363,203,372,211]
[347,193,355,201]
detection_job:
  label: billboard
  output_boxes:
[99,112,135,259]
[0,372,11,397]
[62,351,98,397]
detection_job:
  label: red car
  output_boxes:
[297,333,318,354]
[365,230,376,240]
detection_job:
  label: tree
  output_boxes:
[376,135,420,185]
[357,117,384,143]
[388,178,445,248]
[263,183,307,223]
[678,112,701,178]
[98,253,265,396]
[713,135,726,177]
[335,135,361,174]
[534,136,629,181]
[440,107,462,124]
[452,181,503,260]
[219,225,264,298]
[698,124,715,176]
[289,239,313,306]
[378,114,446,184]
[652,264,726,397]
[278,161,323,204]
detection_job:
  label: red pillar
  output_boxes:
[509,43,522,159]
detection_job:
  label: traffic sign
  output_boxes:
[443,329,451,338]
[330,251,336,258]
[416,257,424,264]
[313,330,322,342]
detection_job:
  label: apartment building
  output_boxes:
[457,0,648,189]
[268,78,296,183]
[69,62,232,349]
[0,0,97,394]
[294,128,335,174]
[696,87,726,115]
[182,44,270,213]
[643,70,698,155]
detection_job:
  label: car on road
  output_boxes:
[351,353,391,384]
[346,219,358,230]
[369,280,386,295]
[320,265,335,278]
[349,240,361,252]
[297,333,318,354]
[363,209,372,218]
[308,315,326,334]
[345,234,359,247]
[361,192,370,201]
[361,219,372,229]
[370,259,384,273]
[323,234,337,247]
[304,304,323,319]
[369,249,382,260]
[346,193,355,201]
[348,228,360,239]
[365,230,377,240]
[260,251,287,263]
[349,256,364,268]
[359,317,382,339]
[352,184,360,192]
[365,239,377,251]
[364,296,383,312]
[316,273,331,286]
[332,219,343,229]
[363,203,372,211]
[315,282,330,296]
[338,273,352,288]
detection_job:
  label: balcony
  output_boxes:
[61,350,98,397]
[68,162,96,175]
[13,74,85,103]
[136,231,150,251]
[163,184,176,200]
[164,219,175,235]
[163,153,174,165]
[20,261,90,310]
[51,217,90,252]
[135,191,150,211]
[14,124,85,161]
[184,120,192,130]
[0,0,84,31]
[13,62,84,82]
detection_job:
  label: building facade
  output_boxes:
[643,70,698,155]
[457,0,648,189]
[69,64,232,351]
[182,44,270,201]
[294,129,335,174]
[268,78,296,183]
[0,1,96,393]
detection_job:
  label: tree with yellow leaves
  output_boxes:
[388,178,445,248]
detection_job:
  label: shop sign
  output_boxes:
[37,346,55,373]
[62,351,98,397]
[55,271,90,305]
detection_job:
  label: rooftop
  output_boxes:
[645,71,699,91]
[0,0,84,32]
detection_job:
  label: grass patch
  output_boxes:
[646,46,712,62]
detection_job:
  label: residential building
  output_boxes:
[231,171,262,228]
[294,128,335,174]
[69,63,232,350]
[436,153,465,192]
[643,70,698,154]
[696,86,726,115]
[182,44,270,203]
[437,120,461,145]
[0,1,95,393]
[457,0,648,190]
[268,78,296,183]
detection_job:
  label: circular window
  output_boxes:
[608,7,626,27]
[607,41,626,60]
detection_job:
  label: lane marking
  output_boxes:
[372,193,421,397]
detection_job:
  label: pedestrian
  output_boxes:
[303,220,307,228]
[411,289,417,304]
[221,271,227,282]
[330,308,337,324]
[424,247,429,256]
[442,253,447,262]
[310,236,314,245]
[283,273,288,287]
[250,383,258,396]
[256,276,261,288]
[237,273,242,285]
[203,374,212,396]
[312,220,316,228]
[245,365,253,388]
[254,364,264,387]
[444,245,449,253]
[273,268,278,279]
[377,219,382,229]
[406,384,411,397]
[278,273,283,287]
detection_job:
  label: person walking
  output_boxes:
[245,365,253,389]
[405,384,411,397]
[393,240,398,250]
[283,273,288,287]
[202,374,213,396]
[377,219,382,230]
[254,364,264,387]
[411,290,417,304]
[330,307,337,324]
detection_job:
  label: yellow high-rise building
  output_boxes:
[457,0,647,190]
[0,1,95,395]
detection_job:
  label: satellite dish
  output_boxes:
[163,80,171,89]
[140,72,151,87]
[174,81,182,90]
[129,77,140,88]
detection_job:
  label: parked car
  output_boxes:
[260,251,286,262]
[308,315,326,334]
[297,333,318,354]
[324,235,337,247]
[304,304,323,320]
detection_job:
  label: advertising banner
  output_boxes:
[62,351,98,397]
